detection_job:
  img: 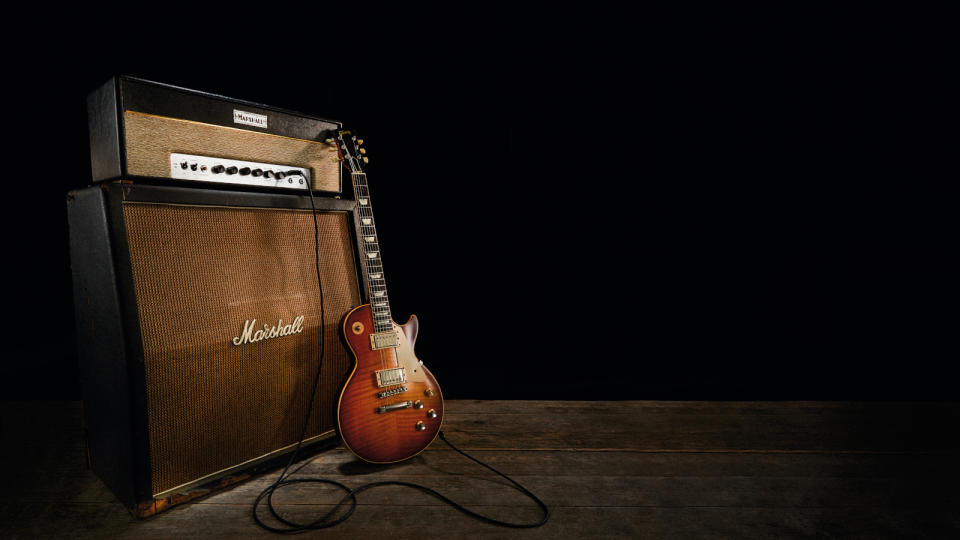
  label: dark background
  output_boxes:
[2,7,955,401]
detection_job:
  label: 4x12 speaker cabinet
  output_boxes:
[67,182,364,516]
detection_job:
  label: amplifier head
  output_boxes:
[87,76,342,193]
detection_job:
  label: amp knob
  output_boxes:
[225,166,238,175]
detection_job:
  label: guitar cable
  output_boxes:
[251,179,549,533]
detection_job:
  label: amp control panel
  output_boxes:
[169,153,312,190]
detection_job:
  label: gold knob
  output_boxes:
[415,421,426,431]
[359,148,367,154]
[424,389,434,397]
[362,156,369,164]
[427,409,437,418]
[413,400,423,409]
[357,139,364,145]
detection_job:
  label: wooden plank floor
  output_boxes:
[2,400,958,539]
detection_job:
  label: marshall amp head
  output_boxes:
[87,76,342,192]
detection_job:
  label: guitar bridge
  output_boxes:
[378,385,408,399]
[370,331,400,350]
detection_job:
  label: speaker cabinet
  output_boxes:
[67,182,363,516]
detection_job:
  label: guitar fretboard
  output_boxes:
[352,172,393,333]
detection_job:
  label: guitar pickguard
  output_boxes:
[386,323,426,383]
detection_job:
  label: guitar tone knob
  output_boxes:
[415,421,426,431]
[427,409,437,418]
[424,389,435,397]
[413,400,423,409]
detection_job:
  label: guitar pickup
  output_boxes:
[375,368,406,388]
[377,401,412,414]
[370,331,400,350]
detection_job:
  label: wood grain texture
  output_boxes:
[337,305,444,463]
[2,400,957,539]
[123,111,341,192]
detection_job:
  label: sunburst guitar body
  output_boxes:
[338,305,443,463]
[333,130,444,463]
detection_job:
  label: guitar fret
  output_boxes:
[350,170,391,316]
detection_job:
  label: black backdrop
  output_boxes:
[2,7,955,401]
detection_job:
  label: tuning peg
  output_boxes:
[324,138,334,144]
[362,156,369,163]
[359,148,367,154]
[331,156,341,162]
[357,139,364,145]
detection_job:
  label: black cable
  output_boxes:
[252,180,358,533]
[251,176,549,533]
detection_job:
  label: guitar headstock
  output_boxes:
[334,130,368,174]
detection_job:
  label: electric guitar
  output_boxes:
[334,131,444,463]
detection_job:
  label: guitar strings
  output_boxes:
[355,172,387,372]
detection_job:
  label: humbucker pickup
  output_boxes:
[375,368,406,388]
[370,331,400,350]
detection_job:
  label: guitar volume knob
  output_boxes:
[415,421,426,431]
[413,400,423,409]
[424,389,434,397]
[427,409,437,418]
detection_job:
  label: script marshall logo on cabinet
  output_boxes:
[232,316,305,346]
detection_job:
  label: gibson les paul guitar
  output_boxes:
[335,131,444,463]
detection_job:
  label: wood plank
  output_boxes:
[2,400,958,539]
[440,400,960,452]
[2,503,957,540]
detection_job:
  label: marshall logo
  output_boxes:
[233,109,268,129]
[232,316,304,346]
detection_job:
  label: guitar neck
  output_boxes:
[352,172,393,332]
